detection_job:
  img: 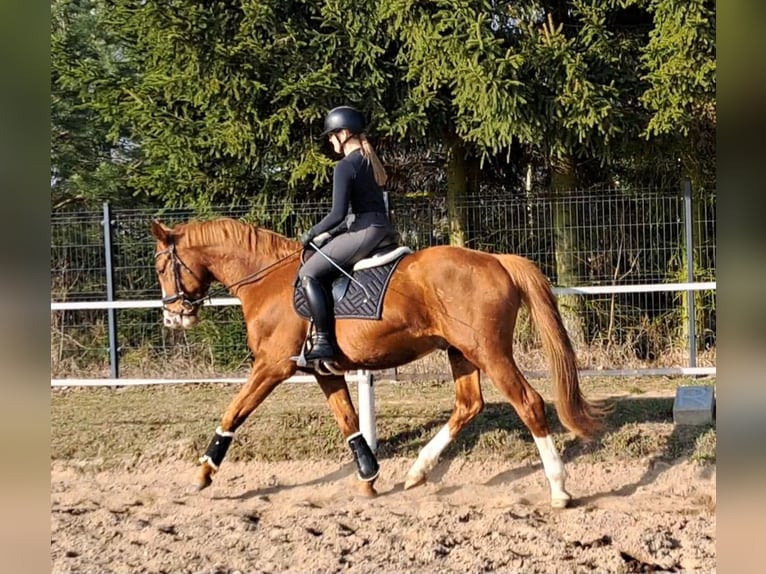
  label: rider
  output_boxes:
[298,105,397,361]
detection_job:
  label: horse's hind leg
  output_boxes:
[482,356,571,508]
[196,361,292,490]
[316,374,379,498]
[404,347,484,489]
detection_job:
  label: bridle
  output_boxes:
[155,240,304,316]
[154,242,209,315]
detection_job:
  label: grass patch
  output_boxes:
[51,378,716,470]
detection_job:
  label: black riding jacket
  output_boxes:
[309,149,387,237]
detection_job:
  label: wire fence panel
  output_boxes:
[51,211,108,301]
[50,187,716,379]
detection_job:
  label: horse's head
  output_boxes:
[151,220,212,329]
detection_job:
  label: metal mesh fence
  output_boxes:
[50,187,716,378]
[389,190,707,285]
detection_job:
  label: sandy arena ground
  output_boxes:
[51,455,715,574]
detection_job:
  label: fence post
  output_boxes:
[357,370,377,453]
[683,181,697,369]
[103,202,120,379]
[428,202,434,246]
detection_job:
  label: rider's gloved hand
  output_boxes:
[299,231,315,248]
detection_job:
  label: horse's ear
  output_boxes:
[151,219,172,242]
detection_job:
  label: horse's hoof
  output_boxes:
[357,480,378,498]
[551,496,571,509]
[195,464,214,491]
[404,473,427,490]
[195,480,211,492]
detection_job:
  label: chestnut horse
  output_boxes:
[151,217,603,507]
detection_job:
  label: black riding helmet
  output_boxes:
[320,106,366,137]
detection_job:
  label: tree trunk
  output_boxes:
[446,137,468,247]
[550,155,586,348]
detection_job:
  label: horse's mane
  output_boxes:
[176,218,297,258]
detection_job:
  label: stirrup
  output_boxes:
[289,351,344,375]
[289,324,341,373]
[314,360,345,376]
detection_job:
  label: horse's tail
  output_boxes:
[494,254,606,439]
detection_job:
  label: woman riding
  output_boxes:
[298,105,397,362]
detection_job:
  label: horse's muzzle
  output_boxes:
[163,309,199,329]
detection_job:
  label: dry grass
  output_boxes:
[51,376,716,472]
[51,342,717,384]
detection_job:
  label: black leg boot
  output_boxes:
[302,277,338,361]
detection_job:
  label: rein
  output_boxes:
[202,248,303,302]
[155,242,302,311]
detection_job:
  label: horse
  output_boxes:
[151,217,604,508]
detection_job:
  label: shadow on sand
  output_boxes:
[216,394,714,503]
[378,394,715,504]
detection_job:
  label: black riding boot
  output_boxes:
[302,277,338,361]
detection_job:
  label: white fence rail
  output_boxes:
[49,281,716,311]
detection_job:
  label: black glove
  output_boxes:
[299,231,315,248]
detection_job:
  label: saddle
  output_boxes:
[293,241,413,321]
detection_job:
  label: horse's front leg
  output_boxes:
[196,361,293,490]
[316,374,379,497]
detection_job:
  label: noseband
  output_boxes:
[155,243,208,315]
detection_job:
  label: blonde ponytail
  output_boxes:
[358,134,388,187]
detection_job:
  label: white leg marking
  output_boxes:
[405,424,452,488]
[533,435,571,507]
